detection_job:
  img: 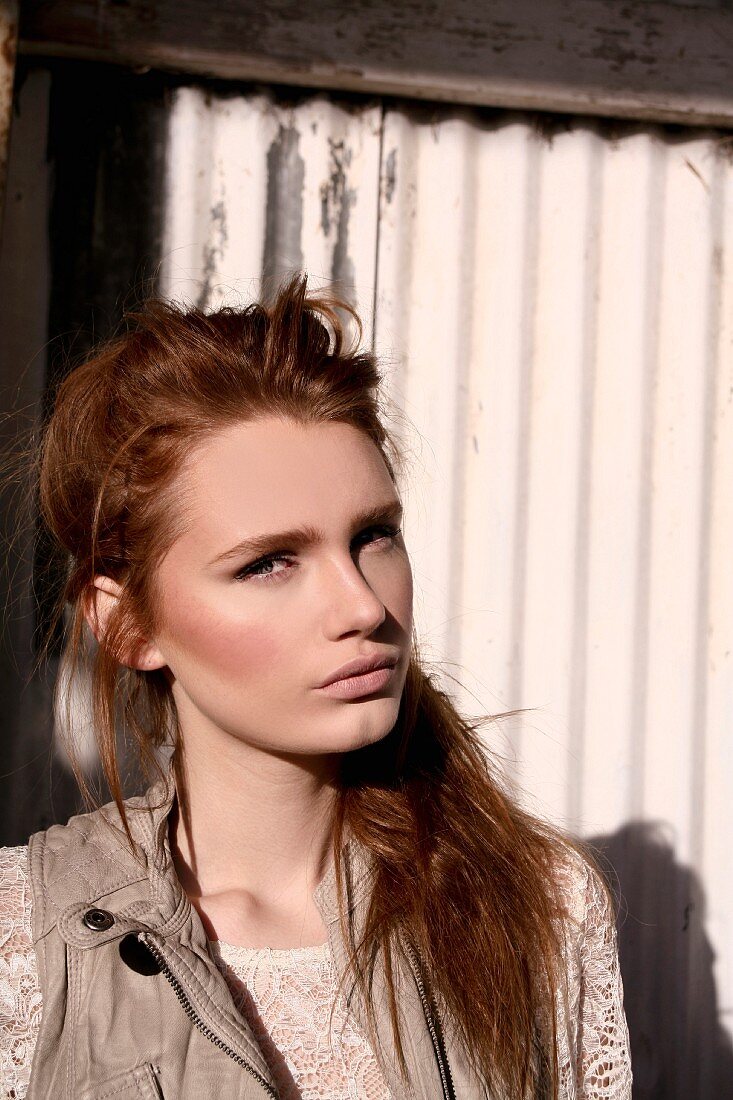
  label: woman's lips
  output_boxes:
[314,664,395,699]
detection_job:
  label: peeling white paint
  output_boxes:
[160,88,381,319]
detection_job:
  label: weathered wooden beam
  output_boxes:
[0,0,19,228]
[17,0,733,129]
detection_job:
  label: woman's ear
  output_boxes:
[84,575,122,644]
[84,575,167,671]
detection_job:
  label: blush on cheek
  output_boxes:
[209,622,284,680]
[165,596,284,681]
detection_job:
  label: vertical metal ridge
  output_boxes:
[446,121,480,671]
[685,143,727,1100]
[508,124,542,784]
[630,131,667,822]
[370,103,386,356]
[690,148,726,872]
[262,119,305,302]
[567,125,604,828]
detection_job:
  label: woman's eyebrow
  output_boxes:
[208,499,404,566]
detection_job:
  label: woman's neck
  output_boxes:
[167,729,340,948]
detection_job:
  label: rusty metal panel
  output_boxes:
[1,69,730,1092]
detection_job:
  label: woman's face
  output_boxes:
[147,417,413,756]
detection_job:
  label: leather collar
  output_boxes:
[42,754,375,948]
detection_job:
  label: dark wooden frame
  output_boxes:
[18,0,733,129]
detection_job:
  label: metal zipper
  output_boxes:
[137,931,279,1098]
[402,938,457,1100]
[138,928,453,1099]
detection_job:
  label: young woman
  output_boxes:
[0,276,632,1099]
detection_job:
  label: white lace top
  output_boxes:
[0,844,632,1099]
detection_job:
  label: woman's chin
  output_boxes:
[309,713,397,755]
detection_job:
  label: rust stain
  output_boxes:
[319,136,357,291]
[684,158,709,193]
[384,147,397,205]
[320,137,353,237]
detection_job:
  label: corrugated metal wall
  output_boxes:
[158,85,733,1096]
[1,61,731,1094]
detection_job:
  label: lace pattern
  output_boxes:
[0,848,41,1100]
[209,939,391,1099]
[553,852,633,1099]
[0,844,631,1098]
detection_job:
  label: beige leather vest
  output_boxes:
[24,763,489,1099]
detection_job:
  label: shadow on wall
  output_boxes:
[586,822,733,1100]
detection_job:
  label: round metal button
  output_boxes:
[83,907,115,931]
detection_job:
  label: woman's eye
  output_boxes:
[354,524,402,548]
[236,556,289,583]
[233,525,402,584]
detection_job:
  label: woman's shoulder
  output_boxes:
[547,836,616,935]
[548,841,633,1096]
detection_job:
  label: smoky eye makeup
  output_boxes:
[205,499,402,567]
[210,499,405,575]
[232,522,404,584]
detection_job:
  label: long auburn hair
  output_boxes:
[33,274,598,1098]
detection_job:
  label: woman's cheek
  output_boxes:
[165,590,285,680]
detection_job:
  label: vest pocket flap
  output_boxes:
[84,1062,163,1099]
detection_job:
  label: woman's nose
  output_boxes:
[322,556,387,636]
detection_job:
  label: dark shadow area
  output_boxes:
[0,57,168,844]
[587,822,733,1100]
